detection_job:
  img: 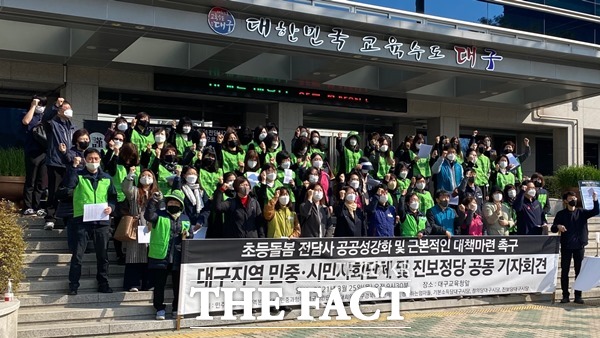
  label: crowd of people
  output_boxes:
[20,95,596,319]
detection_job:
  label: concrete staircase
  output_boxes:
[14,216,600,337]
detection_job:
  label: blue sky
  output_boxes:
[354,0,504,23]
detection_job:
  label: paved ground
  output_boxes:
[105,300,600,338]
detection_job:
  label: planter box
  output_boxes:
[0,176,25,204]
[0,300,19,338]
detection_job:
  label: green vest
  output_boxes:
[247,140,263,154]
[175,133,193,158]
[495,171,515,191]
[343,146,363,174]
[401,213,427,237]
[410,150,431,178]
[73,175,112,218]
[130,129,154,156]
[265,150,280,166]
[157,164,175,194]
[308,147,326,160]
[113,165,140,202]
[277,169,296,203]
[416,190,434,214]
[475,154,491,186]
[221,149,245,173]
[148,215,190,259]
[538,192,548,208]
[375,151,394,179]
[199,168,223,198]
[257,181,283,205]
[397,178,411,192]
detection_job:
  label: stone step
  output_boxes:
[19,277,126,293]
[24,228,68,239]
[23,264,125,279]
[23,252,119,265]
[18,289,173,307]
[25,240,119,253]
[17,301,158,324]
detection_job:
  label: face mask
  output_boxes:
[227,140,237,148]
[478,146,486,154]
[185,175,197,184]
[198,139,207,147]
[498,161,508,169]
[182,126,191,134]
[300,148,307,155]
[527,189,537,197]
[416,182,426,190]
[202,157,214,167]
[309,174,319,184]
[380,145,388,152]
[439,200,449,208]
[78,141,89,149]
[117,123,128,131]
[399,171,408,179]
[140,176,153,186]
[349,139,357,147]
[34,106,45,114]
[86,162,100,171]
[313,191,324,202]
[312,137,320,145]
[568,200,577,207]
[468,177,475,184]
[493,193,503,202]
[137,119,149,128]
[165,154,176,163]
[508,190,517,199]
[468,156,476,162]
[534,181,542,188]
[409,201,420,210]
[271,142,279,150]
[238,186,250,196]
[278,195,290,206]
[248,160,257,168]
[155,135,166,143]
[266,172,277,181]
[167,205,181,215]
[387,182,397,190]
[300,132,308,137]
[504,148,512,154]
[447,154,456,162]
[349,180,360,189]
[345,193,356,202]
[312,160,323,169]
[63,109,73,118]
[281,161,291,170]
[361,169,370,174]
[259,132,267,141]
[378,194,388,204]
[469,204,478,212]
[226,181,235,190]
[113,140,123,149]
[415,143,422,150]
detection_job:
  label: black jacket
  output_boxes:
[214,189,264,238]
[551,200,599,249]
[334,204,366,237]
[299,201,333,237]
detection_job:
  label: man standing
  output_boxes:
[552,191,599,304]
[21,95,48,216]
[513,180,547,235]
[63,149,117,295]
[426,189,460,235]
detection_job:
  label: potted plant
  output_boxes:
[553,165,600,206]
[0,147,26,204]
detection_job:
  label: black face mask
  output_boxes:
[468,177,475,184]
[137,119,149,128]
[439,200,449,208]
[167,205,181,214]
[568,200,577,207]
[478,146,485,154]
[503,149,511,154]
[202,157,214,167]
[78,141,89,149]
[534,181,542,188]
[164,154,176,163]
[227,140,237,148]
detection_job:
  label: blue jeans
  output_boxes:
[68,222,111,291]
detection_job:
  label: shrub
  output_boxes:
[0,147,26,176]
[0,200,25,294]
[553,165,600,193]
[543,176,561,199]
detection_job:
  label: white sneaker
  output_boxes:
[156,310,166,320]
[23,209,36,216]
[36,209,47,217]
[44,222,55,230]
[128,288,139,292]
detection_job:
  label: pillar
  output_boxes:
[553,123,583,171]
[64,66,99,128]
[426,116,459,143]
[392,123,416,150]
[268,102,303,150]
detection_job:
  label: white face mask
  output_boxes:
[113,140,123,149]
[378,194,388,204]
[493,193,503,202]
[248,160,257,168]
[527,189,537,197]
[508,190,517,198]
[416,182,426,190]
[345,193,356,202]
[117,123,128,131]
[155,135,166,143]
[313,190,323,202]
[349,180,360,190]
[409,201,420,210]
[199,138,207,147]
[63,109,73,118]
[266,172,277,182]
[380,145,388,152]
[499,161,508,169]
[185,175,197,184]
[309,174,319,184]
[312,160,323,169]
[259,132,267,141]
[278,195,290,206]
[34,106,45,114]
[271,142,279,150]
[86,162,100,171]
[226,180,235,190]
[312,137,320,145]
[447,154,456,162]
[469,204,478,211]
[300,132,308,137]
[415,143,422,150]
[140,176,153,186]
[399,171,408,179]
[182,126,191,134]
[349,139,357,147]
[281,161,291,170]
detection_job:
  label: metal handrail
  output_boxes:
[282,0,600,51]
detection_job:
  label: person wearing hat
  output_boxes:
[336,131,363,175]
[144,189,192,320]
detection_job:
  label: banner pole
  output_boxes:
[176,315,181,331]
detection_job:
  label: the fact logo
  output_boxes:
[190,286,410,321]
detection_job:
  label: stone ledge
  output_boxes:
[0,299,20,338]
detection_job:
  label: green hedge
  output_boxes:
[553,165,600,195]
[0,148,26,176]
[0,201,25,294]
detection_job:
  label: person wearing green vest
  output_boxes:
[409,134,432,181]
[502,138,530,185]
[127,112,154,157]
[64,148,117,295]
[276,151,298,205]
[149,145,180,195]
[396,162,412,193]
[531,172,551,214]
[193,146,223,199]
[167,117,194,161]
[264,187,301,238]
[144,189,191,320]
[474,144,492,199]
[412,175,435,215]
[255,163,284,207]
[490,155,516,192]
[141,127,169,169]
[262,133,281,166]
[246,125,268,155]
[371,135,394,180]
[206,172,237,239]
[398,192,451,238]
[308,130,327,160]
[336,131,363,174]
[217,130,245,174]
[290,136,310,173]
[384,173,404,213]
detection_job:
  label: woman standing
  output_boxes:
[334,186,366,237]
[299,183,333,237]
[483,187,513,236]
[264,187,301,238]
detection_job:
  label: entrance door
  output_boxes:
[535,138,553,175]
